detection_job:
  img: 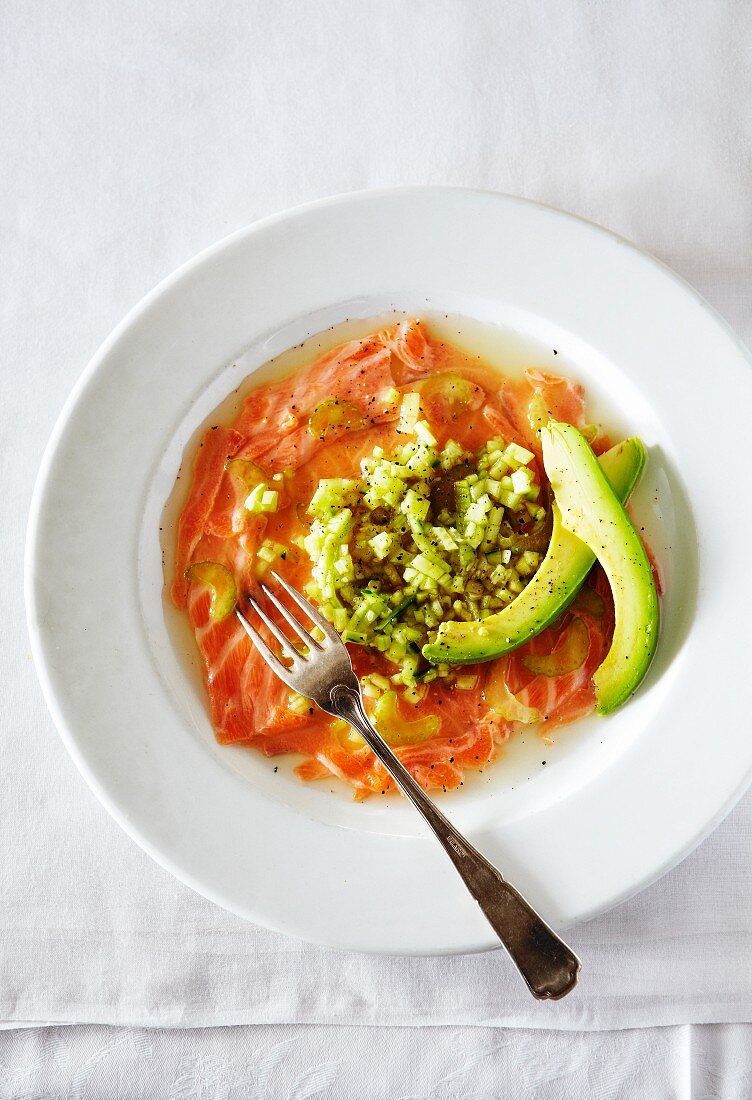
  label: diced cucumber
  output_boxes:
[245,483,279,513]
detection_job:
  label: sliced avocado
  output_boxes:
[540,422,658,713]
[422,436,645,668]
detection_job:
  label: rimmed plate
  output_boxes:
[26,188,752,954]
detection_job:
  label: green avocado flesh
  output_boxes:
[422,435,647,674]
[540,422,659,714]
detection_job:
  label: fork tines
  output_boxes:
[235,571,338,679]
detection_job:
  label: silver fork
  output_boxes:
[237,571,580,1000]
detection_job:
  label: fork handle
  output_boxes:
[330,685,580,1000]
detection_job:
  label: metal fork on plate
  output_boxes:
[236,571,580,1000]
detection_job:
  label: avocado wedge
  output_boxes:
[422,435,646,669]
[540,422,658,713]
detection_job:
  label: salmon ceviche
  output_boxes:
[169,319,658,799]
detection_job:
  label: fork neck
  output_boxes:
[329,684,371,735]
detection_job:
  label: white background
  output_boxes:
[4,1,752,1096]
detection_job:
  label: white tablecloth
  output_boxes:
[4,0,752,1094]
[3,1023,752,1100]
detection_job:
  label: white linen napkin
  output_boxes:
[4,0,751,1031]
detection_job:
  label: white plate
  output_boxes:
[26,188,752,954]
